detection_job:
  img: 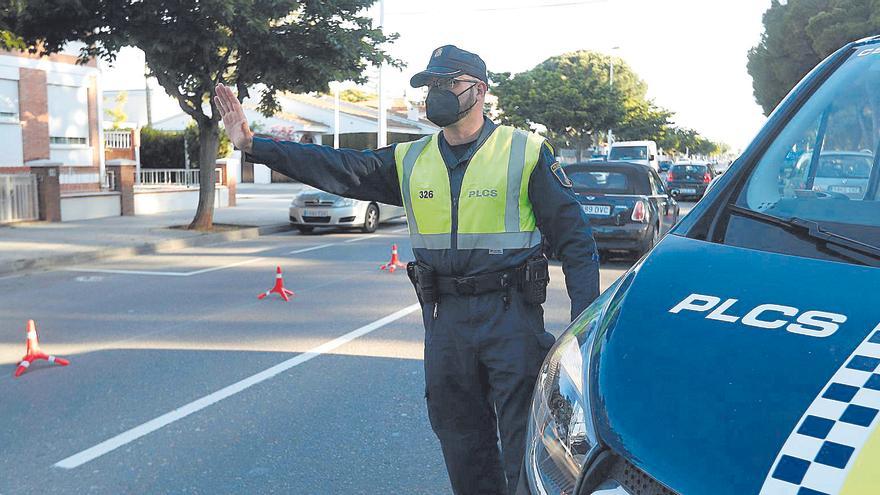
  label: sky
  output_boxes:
[100,0,773,152]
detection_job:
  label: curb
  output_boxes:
[0,223,294,278]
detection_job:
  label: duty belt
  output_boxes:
[434,267,521,296]
[407,258,549,319]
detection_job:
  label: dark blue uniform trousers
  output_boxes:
[423,289,556,495]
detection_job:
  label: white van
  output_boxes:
[608,140,660,171]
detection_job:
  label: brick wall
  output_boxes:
[18,68,49,163]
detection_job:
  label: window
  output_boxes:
[47,84,89,146]
[609,146,648,161]
[0,78,23,166]
[722,44,880,265]
[0,79,18,121]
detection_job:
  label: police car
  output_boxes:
[521,36,880,495]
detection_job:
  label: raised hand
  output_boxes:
[214,83,254,153]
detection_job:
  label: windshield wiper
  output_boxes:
[727,204,880,266]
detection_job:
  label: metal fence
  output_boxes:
[0,174,39,224]
[138,168,223,187]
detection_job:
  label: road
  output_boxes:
[0,202,695,494]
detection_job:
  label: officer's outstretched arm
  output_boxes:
[529,143,600,321]
[214,83,401,206]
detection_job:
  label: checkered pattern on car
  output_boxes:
[759,325,880,495]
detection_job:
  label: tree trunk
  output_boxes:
[188,119,220,230]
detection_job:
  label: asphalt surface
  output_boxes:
[0,202,694,494]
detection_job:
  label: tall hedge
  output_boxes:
[139,126,185,169]
[139,124,232,169]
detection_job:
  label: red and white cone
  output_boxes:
[14,320,69,378]
[258,266,295,302]
[379,244,407,273]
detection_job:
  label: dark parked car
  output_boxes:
[666,162,715,199]
[521,36,880,495]
[551,161,679,258]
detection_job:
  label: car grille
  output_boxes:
[303,199,334,206]
[302,215,331,224]
[606,456,676,495]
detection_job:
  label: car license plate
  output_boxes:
[830,185,860,194]
[303,209,329,217]
[680,188,697,194]
[582,204,611,216]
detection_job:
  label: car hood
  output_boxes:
[593,234,880,494]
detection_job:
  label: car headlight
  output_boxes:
[291,195,306,207]
[334,197,356,207]
[525,280,622,495]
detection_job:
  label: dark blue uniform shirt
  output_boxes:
[246,117,599,319]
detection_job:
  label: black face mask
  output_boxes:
[425,82,478,127]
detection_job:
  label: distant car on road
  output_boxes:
[608,140,660,171]
[786,151,874,199]
[558,161,679,258]
[289,187,405,233]
[666,162,715,199]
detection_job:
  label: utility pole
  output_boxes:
[144,60,152,127]
[606,46,619,155]
[334,82,340,149]
[376,0,387,148]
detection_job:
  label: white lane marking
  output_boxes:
[391,227,409,233]
[186,258,262,275]
[64,268,190,277]
[288,243,336,254]
[53,303,421,470]
[343,234,379,244]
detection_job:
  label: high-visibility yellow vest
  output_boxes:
[394,125,545,250]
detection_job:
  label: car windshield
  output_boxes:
[737,44,880,237]
[567,169,639,194]
[609,146,647,161]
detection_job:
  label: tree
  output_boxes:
[2,0,398,230]
[491,51,632,161]
[748,0,880,116]
[492,51,682,160]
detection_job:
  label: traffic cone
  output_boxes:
[14,320,69,378]
[258,266,295,301]
[379,244,407,273]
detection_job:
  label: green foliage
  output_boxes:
[338,88,374,103]
[491,51,631,155]
[105,91,128,130]
[139,127,185,169]
[491,50,723,158]
[748,0,880,115]
[184,122,232,168]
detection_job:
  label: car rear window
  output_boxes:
[671,164,708,174]
[567,170,637,194]
[816,155,873,178]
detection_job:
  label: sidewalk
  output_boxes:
[0,183,305,277]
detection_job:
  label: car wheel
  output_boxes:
[362,203,379,233]
[296,226,314,234]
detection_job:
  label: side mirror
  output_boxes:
[649,154,656,161]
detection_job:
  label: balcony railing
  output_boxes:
[105,130,132,149]
[138,168,223,187]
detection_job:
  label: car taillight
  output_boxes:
[631,200,647,222]
[703,172,712,183]
[667,171,675,182]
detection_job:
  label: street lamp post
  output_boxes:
[607,46,619,156]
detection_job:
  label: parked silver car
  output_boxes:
[289,186,406,233]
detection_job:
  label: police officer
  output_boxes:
[215,45,599,495]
